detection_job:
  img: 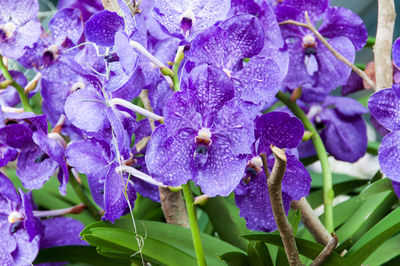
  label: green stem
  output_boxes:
[276,91,334,232]
[171,45,185,92]
[182,183,207,266]
[0,56,33,112]
[69,172,101,220]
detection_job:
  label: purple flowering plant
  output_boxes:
[0,0,398,265]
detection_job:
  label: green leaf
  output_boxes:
[220,252,249,266]
[81,219,244,265]
[33,245,128,265]
[359,178,393,201]
[201,196,249,250]
[336,191,397,244]
[345,207,400,265]
[364,233,400,265]
[247,241,273,266]
[242,233,351,266]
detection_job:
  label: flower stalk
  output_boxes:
[182,183,207,266]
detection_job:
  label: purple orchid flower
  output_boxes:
[186,14,281,105]
[152,0,231,41]
[19,8,84,70]
[146,64,254,196]
[66,138,136,222]
[0,0,41,59]
[0,173,42,265]
[235,111,311,232]
[0,112,69,195]
[369,84,400,182]
[299,96,368,162]
[276,0,366,94]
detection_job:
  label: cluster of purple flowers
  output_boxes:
[0,0,372,263]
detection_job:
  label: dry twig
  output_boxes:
[374,0,396,91]
[291,197,331,246]
[310,234,338,266]
[261,146,302,266]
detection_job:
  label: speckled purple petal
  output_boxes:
[66,139,110,180]
[379,131,400,182]
[228,0,260,16]
[279,0,328,25]
[0,246,13,266]
[106,107,131,159]
[275,4,306,39]
[152,0,230,40]
[316,37,355,91]
[369,88,400,131]
[323,96,367,117]
[258,1,288,81]
[64,88,109,132]
[319,6,367,51]
[11,230,40,266]
[0,220,16,254]
[163,90,201,136]
[194,136,247,197]
[188,64,234,116]
[231,57,280,104]
[218,14,264,69]
[212,99,255,155]
[319,108,367,162]
[0,124,33,150]
[145,125,195,187]
[186,25,227,68]
[0,172,20,203]
[50,8,83,44]
[104,166,136,222]
[283,39,314,89]
[84,10,124,47]
[255,112,304,150]
[16,144,59,190]
[0,145,17,167]
[235,171,291,232]
[117,0,136,36]
[32,131,68,195]
[280,155,311,200]
[0,0,39,24]
[40,217,86,248]
[20,191,42,241]
[115,31,139,75]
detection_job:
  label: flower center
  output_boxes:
[43,44,59,65]
[243,156,263,183]
[195,127,212,155]
[0,22,17,41]
[8,211,24,224]
[302,34,317,55]
[180,9,195,37]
